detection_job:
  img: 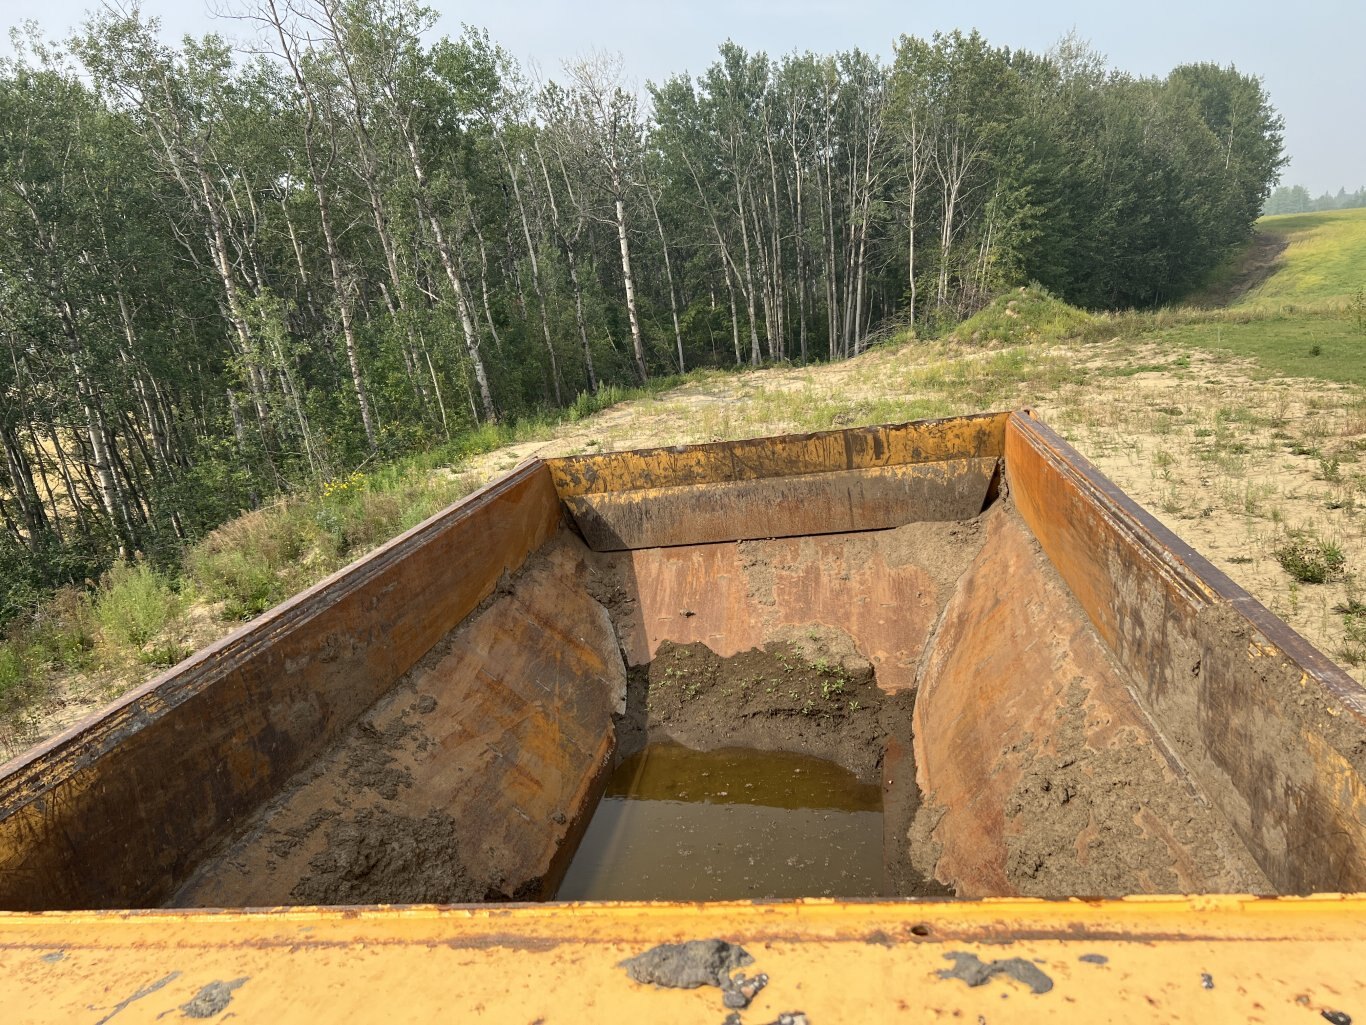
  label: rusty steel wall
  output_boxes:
[604,525,977,693]
[170,533,625,908]
[912,505,1270,896]
[1005,412,1366,893]
[563,460,998,550]
[0,463,564,911]
[546,414,1009,549]
[546,412,1009,495]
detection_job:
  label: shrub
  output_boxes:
[1273,531,1347,584]
[186,505,319,619]
[93,562,182,650]
[0,644,29,705]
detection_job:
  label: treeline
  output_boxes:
[1264,184,1366,215]
[0,2,1285,620]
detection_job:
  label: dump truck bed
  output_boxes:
[3,410,1366,1023]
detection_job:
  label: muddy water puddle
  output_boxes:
[556,742,884,901]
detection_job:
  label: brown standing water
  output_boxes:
[556,742,884,901]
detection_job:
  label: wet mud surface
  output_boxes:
[556,742,886,900]
[616,640,890,781]
[607,640,949,898]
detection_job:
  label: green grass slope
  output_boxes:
[1242,208,1366,308]
[1140,208,1366,384]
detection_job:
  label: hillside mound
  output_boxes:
[948,286,1093,346]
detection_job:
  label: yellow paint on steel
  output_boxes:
[545,411,1010,497]
[6,896,1366,1023]
[565,458,998,550]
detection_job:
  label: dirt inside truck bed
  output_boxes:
[169,502,1270,908]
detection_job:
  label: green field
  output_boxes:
[1241,208,1366,309]
[1142,311,1364,385]
[1130,209,1366,383]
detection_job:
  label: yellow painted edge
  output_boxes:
[7,896,1366,1024]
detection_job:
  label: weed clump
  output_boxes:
[1338,607,1366,667]
[948,285,1093,346]
[0,645,29,706]
[94,563,183,651]
[1274,531,1347,584]
[187,507,317,619]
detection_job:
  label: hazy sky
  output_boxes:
[3,0,1361,194]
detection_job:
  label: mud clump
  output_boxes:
[622,940,770,1014]
[341,714,418,802]
[621,640,892,783]
[621,939,753,990]
[290,808,480,905]
[180,978,248,1019]
[938,951,1053,994]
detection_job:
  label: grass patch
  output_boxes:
[93,563,183,651]
[1240,208,1366,309]
[948,285,1094,345]
[1274,531,1347,584]
[1144,313,1366,386]
[0,645,31,708]
[183,372,724,622]
[0,588,95,712]
[187,469,475,620]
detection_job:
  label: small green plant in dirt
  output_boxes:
[1337,607,1366,667]
[94,562,183,651]
[1318,457,1343,483]
[1326,489,1357,513]
[1336,577,1366,660]
[820,676,847,700]
[0,645,30,706]
[1337,574,1366,619]
[139,641,194,669]
[1273,531,1347,583]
